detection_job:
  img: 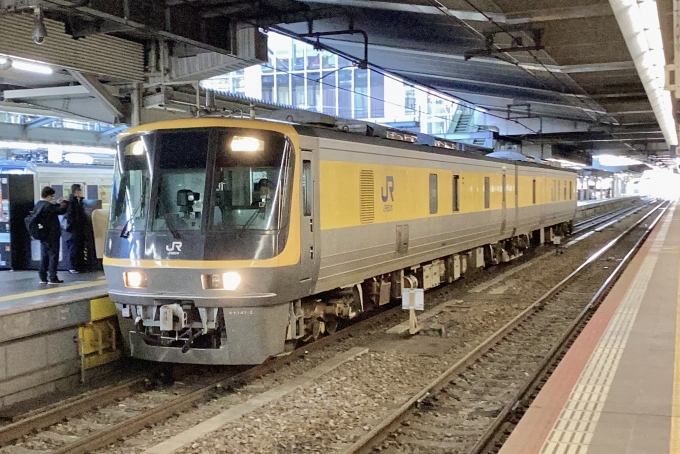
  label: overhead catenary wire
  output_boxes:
[268,26,541,134]
[423,0,638,151]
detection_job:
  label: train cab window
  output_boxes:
[452,174,460,212]
[532,179,536,204]
[210,130,294,232]
[484,176,490,209]
[151,131,209,232]
[110,135,152,231]
[429,174,438,214]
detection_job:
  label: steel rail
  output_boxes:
[0,377,142,446]
[44,303,403,454]
[467,200,670,454]
[2,202,651,452]
[571,202,647,235]
[343,200,668,454]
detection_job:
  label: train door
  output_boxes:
[539,173,546,225]
[513,165,519,235]
[500,169,507,234]
[299,149,317,284]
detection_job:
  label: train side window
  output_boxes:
[557,181,561,201]
[569,181,573,200]
[564,181,567,201]
[452,174,460,212]
[302,160,312,216]
[551,180,556,202]
[502,174,506,203]
[532,179,536,204]
[429,173,438,214]
[484,176,490,209]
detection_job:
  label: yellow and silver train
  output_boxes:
[104,117,576,364]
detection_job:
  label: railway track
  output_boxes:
[571,198,652,235]
[0,202,656,454]
[343,200,668,454]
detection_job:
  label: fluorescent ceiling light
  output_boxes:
[594,154,643,166]
[609,0,677,146]
[638,0,661,30]
[646,29,663,50]
[63,153,94,165]
[0,56,7,65]
[546,158,586,168]
[11,60,52,74]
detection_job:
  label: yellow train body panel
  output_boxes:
[319,160,576,231]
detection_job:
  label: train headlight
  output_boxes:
[222,272,241,290]
[230,136,264,152]
[124,271,146,288]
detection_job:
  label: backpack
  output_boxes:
[24,203,49,241]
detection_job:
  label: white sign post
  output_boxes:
[402,288,424,335]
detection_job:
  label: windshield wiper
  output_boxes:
[119,176,147,238]
[164,212,182,240]
[156,199,181,240]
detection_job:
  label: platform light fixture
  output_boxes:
[0,56,10,71]
[11,60,52,75]
[609,0,677,147]
[593,154,644,167]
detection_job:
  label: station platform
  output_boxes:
[575,196,639,222]
[499,200,680,454]
[0,271,116,408]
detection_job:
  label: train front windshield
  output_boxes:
[110,128,294,238]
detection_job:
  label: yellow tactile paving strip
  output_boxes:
[540,206,674,454]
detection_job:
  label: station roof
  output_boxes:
[0,0,675,162]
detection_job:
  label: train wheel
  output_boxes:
[303,318,323,341]
[324,316,339,334]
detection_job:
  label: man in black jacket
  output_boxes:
[34,186,68,284]
[64,184,87,274]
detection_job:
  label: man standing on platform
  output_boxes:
[34,186,68,284]
[64,183,87,274]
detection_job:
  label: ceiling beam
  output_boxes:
[3,86,90,100]
[298,0,506,22]
[45,0,233,55]
[555,61,635,73]
[505,3,614,24]
[0,121,116,146]
[0,101,99,122]
[68,70,125,121]
[299,1,613,24]
[607,109,655,116]
[24,117,57,131]
[97,124,128,138]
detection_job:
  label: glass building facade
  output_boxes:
[200,32,474,137]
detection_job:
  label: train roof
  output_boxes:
[120,115,574,174]
[294,124,575,173]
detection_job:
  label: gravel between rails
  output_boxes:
[0,205,654,454]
